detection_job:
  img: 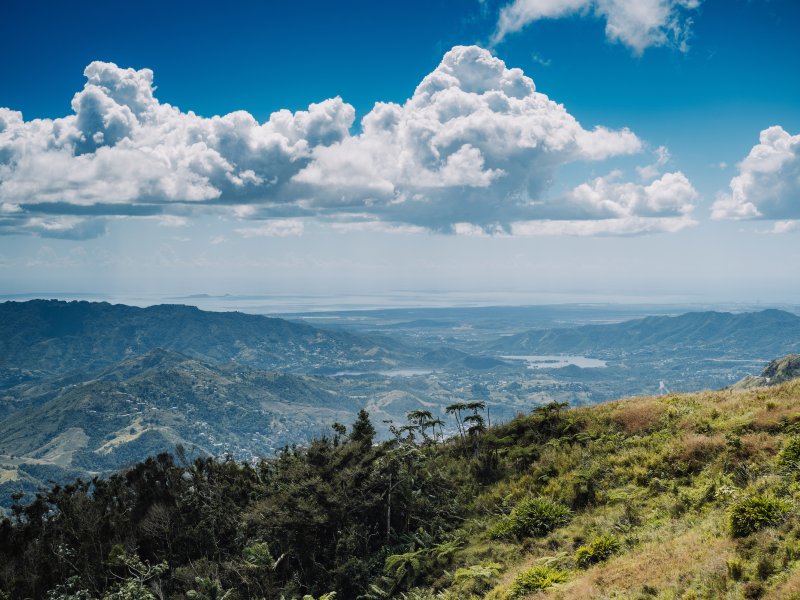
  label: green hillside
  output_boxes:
[3,375,800,599]
[0,300,410,377]
[0,349,360,507]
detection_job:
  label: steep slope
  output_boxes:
[494,309,800,358]
[0,349,359,505]
[732,353,800,390]
[0,299,410,378]
[4,372,800,599]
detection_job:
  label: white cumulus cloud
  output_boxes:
[509,169,697,235]
[493,0,702,54]
[711,126,800,221]
[294,45,645,232]
[0,47,699,238]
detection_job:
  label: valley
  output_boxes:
[2,300,800,511]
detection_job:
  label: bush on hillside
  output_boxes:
[451,563,502,597]
[491,497,572,539]
[506,566,568,598]
[778,436,800,476]
[729,494,790,537]
[575,534,621,568]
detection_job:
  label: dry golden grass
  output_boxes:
[605,396,667,435]
[453,379,800,600]
[764,564,800,599]
[740,432,781,459]
[752,402,800,432]
[541,522,733,599]
[673,432,726,463]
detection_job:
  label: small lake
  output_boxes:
[500,355,607,369]
[331,368,437,378]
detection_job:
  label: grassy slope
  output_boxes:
[423,379,800,599]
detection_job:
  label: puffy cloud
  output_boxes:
[712,126,800,221]
[508,170,697,235]
[294,45,642,231]
[771,220,799,234]
[0,47,697,238]
[0,61,352,207]
[566,170,696,219]
[0,60,352,237]
[493,0,702,54]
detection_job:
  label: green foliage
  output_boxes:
[729,494,790,537]
[491,497,572,539]
[385,550,426,591]
[383,536,462,592]
[350,409,376,446]
[185,578,232,600]
[242,541,274,569]
[727,558,744,581]
[574,534,621,568]
[10,379,800,600]
[451,563,502,596]
[46,577,93,600]
[778,436,800,475]
[506,566,568,598]
[103,547,167,600]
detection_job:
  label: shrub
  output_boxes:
[506,566,568,599]
[726,558,744,581]
[575,534,621,568]
[756,555,774,580]
[452,563,502,596]
[730,494,790,537]
[778,436,800,475]
[742,581,764,599]
[491,497,572,539]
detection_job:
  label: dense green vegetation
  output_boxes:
[4,379,800,599]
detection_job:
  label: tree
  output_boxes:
[406,410,434,443]
[445,402,467,442]
[349,409,376,446]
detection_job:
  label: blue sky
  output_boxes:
[1,0,799,305]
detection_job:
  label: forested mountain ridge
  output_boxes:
[494,309,800,358]
[0,299,410,377]
[4,374,800,599]
[0,348,360,507]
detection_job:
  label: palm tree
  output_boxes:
[425,417,446,443]
[406,410,434,441]
[463,402,487,457]
[445,402,468,441]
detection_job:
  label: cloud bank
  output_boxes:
[493,0,702,54]
[0,46,698,238]
[711,126,800,231]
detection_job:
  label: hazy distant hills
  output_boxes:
[0,348,356,460]
[0,348,360,504]
[0,299,410,378]
[3,300,800,510]
[494,309,800,359]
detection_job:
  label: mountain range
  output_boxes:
[3,300,800,511]
[493,309,800,359]
[0,299,409,379]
